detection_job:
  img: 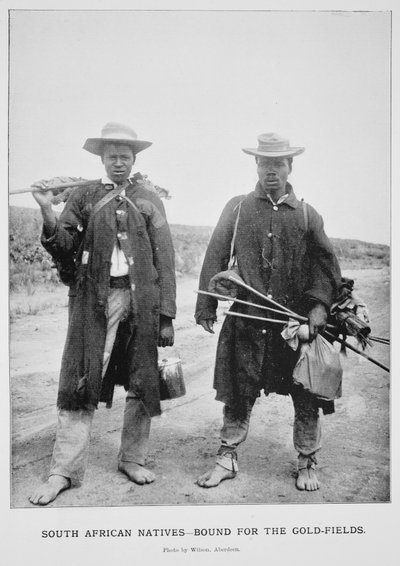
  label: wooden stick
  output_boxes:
[324,331,389,373]
[9,179,98,195]
[227,275,299,316]
[224,311,289,324]
[369,335,390,345]
[225,312,390,373]
[195,290,306,321]
[223,279,339,330]
[219,281,389,373]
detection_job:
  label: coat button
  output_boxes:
[115,195,123,201]
[273,206,278,211]
[268,232,273,238]
[117,233,122,239]
[262,329,267,335]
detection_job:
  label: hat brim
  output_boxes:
[242,147,305,158]
[83,138,152,156]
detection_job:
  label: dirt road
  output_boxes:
[10,269,390,507]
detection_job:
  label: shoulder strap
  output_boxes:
[91,182,129,217]
[301,199,309,232]
[88,183,142,230]
[229,200,243,267]
[120,194,140,214]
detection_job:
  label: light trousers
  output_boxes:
[216,387,322,472]
[49,287,151,483]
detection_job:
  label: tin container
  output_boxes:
[158,357,186,400]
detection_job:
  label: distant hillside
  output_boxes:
[9,206,389,291]
[330,238,389,269]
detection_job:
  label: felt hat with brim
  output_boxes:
[242,133,305,158]
[83,122,152,156]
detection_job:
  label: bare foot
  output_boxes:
[296,455,320,491]
[118,462,155,485]
[29,475,71,506]
[296,467,320,491]
[197,464,236,488]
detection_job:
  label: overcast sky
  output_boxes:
[8,10,391,244]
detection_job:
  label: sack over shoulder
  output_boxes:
[293,334,343,401]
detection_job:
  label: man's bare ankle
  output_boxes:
[48,474,70,484]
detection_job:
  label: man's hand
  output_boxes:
[308,303,328,340]
[198,319,215,334]
[158,316,174,347]
[31,179,55,209]
[31,179,57,236]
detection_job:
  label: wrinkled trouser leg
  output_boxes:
[118,393,151,466]
[290,386,321,458]
[49,287,150,481]
[49,407,95,483]
[216,398,256,472]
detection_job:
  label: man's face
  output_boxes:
[257,156,292,193]
[102,143,135,184]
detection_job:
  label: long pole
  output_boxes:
[227,275,299,317]
[222,310,390,373]
[220,282,337,329]
[195,289,306,321]
[9,179,98,195]
[369,336,390,345]
[223,279,390,373]
[324,331,389,373]
[225,311,290,324]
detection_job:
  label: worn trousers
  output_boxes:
[216,386,322,472]
[49,287,151,483]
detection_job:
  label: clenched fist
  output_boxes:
[308,303,328,340]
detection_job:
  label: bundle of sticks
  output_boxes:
[334,311,372,349]
[9,173,171,202]
[196,272,389,373]
[329,276,372,350]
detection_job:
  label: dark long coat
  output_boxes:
[42,177,176,417]
[195,182,342,407]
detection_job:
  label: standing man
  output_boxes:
[29,122,176,505]
[195,133,341,491]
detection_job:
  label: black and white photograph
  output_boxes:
[2,2,398,565]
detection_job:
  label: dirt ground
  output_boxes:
[10,268,390,508]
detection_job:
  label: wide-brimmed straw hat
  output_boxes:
[83,122,152,156]
[242,133,305,158]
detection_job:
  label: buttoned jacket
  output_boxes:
[195,182,341,404]
[42,178,176,416]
